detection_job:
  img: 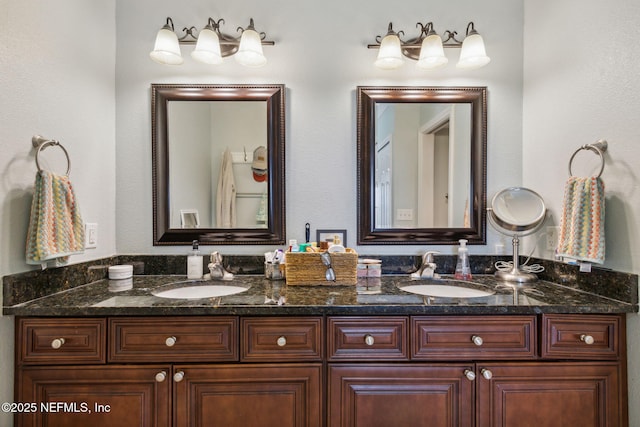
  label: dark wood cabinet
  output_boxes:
[15,316,322,427]
[476,362,624,427]
[173,364,322,427]
[412,315,536,360]
[328,364,474,427]
[327,316,408,361]
[17,365,171,427]
[241,317,323,362]
[327,314,627,427]
[15,313,628,427]
[109,316,238,362]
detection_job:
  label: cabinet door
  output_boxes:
[173,364,322,427]
[16,365,171,427]
[328,364,474,427]
[476,362,626,427]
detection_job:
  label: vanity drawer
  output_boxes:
[109,317,238,362]
[241,317,323,362]
[328,316,409,361]
[412,316,537,360]
[541,314,622,359]
[17,318,106,365]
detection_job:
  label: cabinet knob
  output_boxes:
[480,369,493,380]
[155,371,167,382]
[471,335,484,346]
[464,369,476,381]
[165,336,177,347]
[580,334,595,345]
[276,336,287,347]
[50,338,66,349]
[173,371,185,382]
[364,334,375,346]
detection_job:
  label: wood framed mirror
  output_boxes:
[357,86,487,245]
[152,84,285,245]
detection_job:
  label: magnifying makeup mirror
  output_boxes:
[488,187,547,282]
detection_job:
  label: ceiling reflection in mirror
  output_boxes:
[152,84,285,245]
[358,86,487,245]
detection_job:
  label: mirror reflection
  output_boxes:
[151,84,285,245]
[168,101,268,229]
[357,86,487,245]
[374,102,471,229]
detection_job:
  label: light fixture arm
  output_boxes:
[374,22,405,44]
[441,30,463,47]
[466,21,478,36]
[178,26,198,43]
[237,18,268,40]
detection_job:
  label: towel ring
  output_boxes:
[568,139,607,178]
[32,135,71,176]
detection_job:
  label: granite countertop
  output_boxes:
[4,274,636,317]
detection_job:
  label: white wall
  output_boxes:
[0,1,117,425]
[522,0,640,422]
[115,0,524,255]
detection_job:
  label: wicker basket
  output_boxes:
[285,250,358,285]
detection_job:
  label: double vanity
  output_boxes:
[1,42,632,425]
[4,264,637,427]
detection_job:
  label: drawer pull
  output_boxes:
[364,334,375,346]
[580,334,595,345]
[276,336,287,347]
[173,371,185,382]
[165,336,177,347]
[155,371,167,382]
[480,369,493,380]
[464,369,476,381]
[50,338,66,349]
[471,335,484,346]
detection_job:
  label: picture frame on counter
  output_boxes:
[317,229,347,247]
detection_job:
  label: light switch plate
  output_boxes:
[546,226,560,250]
[85,223,98,249]
[396,209,414,221]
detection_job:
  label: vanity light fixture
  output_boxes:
[368,21,490,70]
[150,17,274,67]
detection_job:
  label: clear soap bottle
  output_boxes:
[187,240,203,280]
[454,239,472,280]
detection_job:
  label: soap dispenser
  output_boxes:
[187,240,203,280]
[454,239,472,280]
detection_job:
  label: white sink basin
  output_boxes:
[152,284,248,299]
[399,284,494,298]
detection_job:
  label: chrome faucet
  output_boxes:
[411,251,440,279]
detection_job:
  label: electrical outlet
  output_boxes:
[546,226,560,250]
[396,208,414,221]
[85,223,98,249]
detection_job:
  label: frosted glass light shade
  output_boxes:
[191,27,223,64]
[416,34,448,70]
[149,27,183,65]
[457,33,490,69]
[235,29,267,67]
[375,34,404,69]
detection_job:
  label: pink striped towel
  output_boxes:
[557,176,605,264]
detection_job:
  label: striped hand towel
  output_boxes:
[557,176,605,264]
[26,170,85,266]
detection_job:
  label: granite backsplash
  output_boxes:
[3,254,638,308]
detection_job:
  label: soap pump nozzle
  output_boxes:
[454,239,472,280]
